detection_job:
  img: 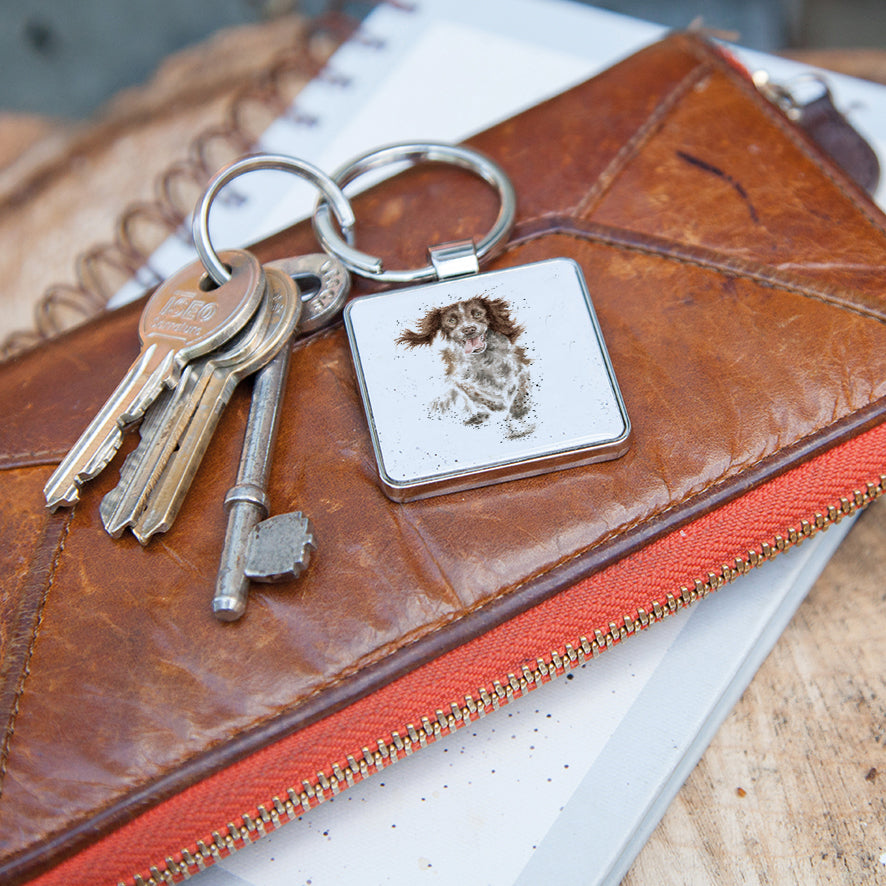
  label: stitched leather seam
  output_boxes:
[0,509,74,797]
[0,326,344,468]
[500,219,886,325]
[574,60,713,218]
[576,32,886,255]
[684,34,886,239]
[0,449,65,469]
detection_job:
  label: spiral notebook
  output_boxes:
[103,1,883,883]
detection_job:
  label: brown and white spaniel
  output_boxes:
[396,296,535,437]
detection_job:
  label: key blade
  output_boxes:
[130,365,245,543]
[99,385,173,533]
[45,251,266,511]
[134,268,301,542]
[211,492,268,621]
[43,346,176,510]
[99,368,202,536]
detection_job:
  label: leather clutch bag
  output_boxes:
[2,30,886,885]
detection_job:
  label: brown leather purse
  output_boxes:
[2,31,886,885]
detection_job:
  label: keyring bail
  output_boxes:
[312,142,517,284]
[193,153,357,287]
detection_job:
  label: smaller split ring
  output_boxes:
[193,154,357,287]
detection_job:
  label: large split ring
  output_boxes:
[312,142,517,284]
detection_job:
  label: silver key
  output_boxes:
[131,266,302,543]
[98,367,200,536]
[213,253,350,621]
[92,378,175,529]
[99,293,274,537]
[43,250,265,510]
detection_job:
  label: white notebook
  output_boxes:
[116,1,883,882]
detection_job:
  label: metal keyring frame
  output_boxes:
[312,142,517,284]
[193,153,357,287]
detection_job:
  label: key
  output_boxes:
[106,251,348,539]
[98,367,200,536]
[43,250,265,510]
[97,378,179,530]
[131,266,302,543]
[212,253,350,621]
[99,291,274,537]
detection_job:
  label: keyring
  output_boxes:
[312,142,517,284]
[193,153,357,287]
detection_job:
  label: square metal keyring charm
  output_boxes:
[344,257,631,501]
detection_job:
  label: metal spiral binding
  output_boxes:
[0,9,370,360]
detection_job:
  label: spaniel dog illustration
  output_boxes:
[396,296,535,438]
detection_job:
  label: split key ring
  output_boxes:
[192,153,357,287]
[312,141,517,284]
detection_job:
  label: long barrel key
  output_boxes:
[213,253,350,621]
[43,250,265,510]
[131,265,303,543]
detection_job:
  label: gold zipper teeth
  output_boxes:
[129,475,885,886]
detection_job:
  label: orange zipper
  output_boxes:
[27,419,886,886]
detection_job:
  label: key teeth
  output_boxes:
[100,446,149,536]
[100,377,196,538]
[102,515,129,540]
[43,347,176,511]
[131,520,163,546]
[82,431,125,479]
[43,404,151,511]
[100,501,128,537]
[45,485,80,511]
[44,431,122,510]
[100,477,127,532]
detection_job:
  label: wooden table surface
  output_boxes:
[1,20,884,885]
